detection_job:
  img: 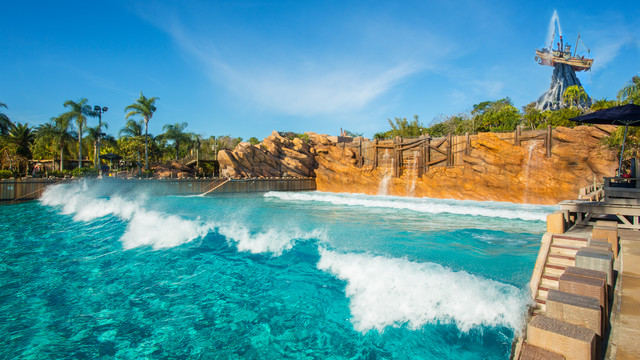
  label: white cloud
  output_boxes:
[162,17,445,117]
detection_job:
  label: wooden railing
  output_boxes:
[340,125,555,178]
[604,177,640,205]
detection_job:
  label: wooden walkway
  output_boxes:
[560,200,640,230]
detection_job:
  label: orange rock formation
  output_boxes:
[218,127,617,205]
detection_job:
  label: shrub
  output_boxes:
[71,168,99,178]
[0,170,15,179]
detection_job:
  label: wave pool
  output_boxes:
[0,180,556,359]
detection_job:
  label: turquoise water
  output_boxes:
[0,180,556,359]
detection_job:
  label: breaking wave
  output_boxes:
[218,222,327,256]
[265,191,553,222]
[40,181,211,250]
[40,181,325,254]
[317,249,530,333]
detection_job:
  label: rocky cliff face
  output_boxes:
[218,127,617,205]
[536,63,591,111]
[218,131,317,178]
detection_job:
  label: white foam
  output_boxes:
[317,249,530,333]
[217,222,327,256]
[265,191,553,222]
[41,181,211,250]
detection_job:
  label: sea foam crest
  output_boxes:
[266,191,552,221]
[40,181,210,250]
[317,249,530,333]
[217,222,327,256]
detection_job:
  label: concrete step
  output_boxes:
[547,253,575,267]
[533,308,546,316]
[552,234,589,248]
[543,264,566,277]
[540,276,559,290]
[549,244,580,257]
[536,288,549,300]
[534,299,547,313]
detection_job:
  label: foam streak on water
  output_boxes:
[318,249,530,334]
[265,191,554,221]
[217,222,327,256]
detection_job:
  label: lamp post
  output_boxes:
[93,105,108,170]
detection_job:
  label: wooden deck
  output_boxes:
[560,199,640,230]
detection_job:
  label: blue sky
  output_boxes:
[2,0,639,141]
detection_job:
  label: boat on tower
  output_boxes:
[535,34,593,71]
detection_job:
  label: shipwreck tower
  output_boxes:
[534,35,594,111]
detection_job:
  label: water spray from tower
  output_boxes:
[534,10,593,111]
[546,10,562,50]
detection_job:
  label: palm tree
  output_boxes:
[563,85,588,109]
[61,98,93,169]
[0,101,14,135]
[86,123,109,167]
[1,123,36,174]
[125,92,158,170]
[119,119,144,138]
[617,76,640,105]
[591,98,617,111]
[37,116,74,171]
[160,122,189,160]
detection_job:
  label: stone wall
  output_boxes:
[217,126,617,205]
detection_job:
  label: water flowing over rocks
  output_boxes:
[218,126,617,204]
[536,63,592,111]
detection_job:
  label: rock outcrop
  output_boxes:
[218,126,617,205]
[217,131,316,178]
[536,63,591,111]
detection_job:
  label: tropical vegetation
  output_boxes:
[125,92,158,170]
[2,74,640,178]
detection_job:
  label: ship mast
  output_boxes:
[574,33,581,57]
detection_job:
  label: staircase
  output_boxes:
[532,234,589,313]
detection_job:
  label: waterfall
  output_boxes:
[378,150,393,195]
[407,151,419,196]
[523,142,539,204]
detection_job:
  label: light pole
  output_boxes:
[93,105,108,169]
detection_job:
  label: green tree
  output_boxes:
[427,113,471,136]
[248,137,260,145]
[0,101,13,135]
[474,98,521,132]
[125,92,158,169]
[343,130,363,137]
[85,123,110,167]
[61,98,93,168]
[159,122,190,160]
[617,76,640,105]
[563,85,588,109]
[542,107,582,128]
[35,116,75,171]
[119,119,144,138]
[378,115,426,139]
[522,102,544,130]
[591,98,618,111]
[1,123,36,174]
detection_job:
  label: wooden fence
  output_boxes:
[0,177,316,202]
[339,125,553,177]
[0,178,68,202]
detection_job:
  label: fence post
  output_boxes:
[546,125,552,157]
[447,133,452,167]
[425,136,431,172]
[515,125,522,146]
[373,139,378,170]
[392,136,400,178]
[465,132,470,156]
